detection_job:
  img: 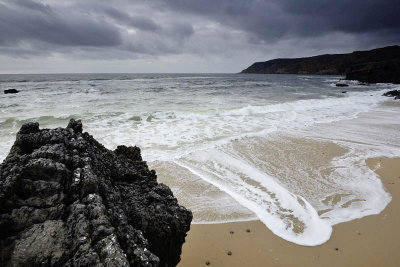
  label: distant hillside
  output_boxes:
[241,46,400,84]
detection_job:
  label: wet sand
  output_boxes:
[179,157,400,267]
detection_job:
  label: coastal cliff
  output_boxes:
[241,45,400,84]
[0,119,192,266]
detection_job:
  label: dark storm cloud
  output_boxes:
[0,0,122,47]
[280,0,400,34]
[159,0,400,42]
[0,0,196,58]
[0,0,398,61]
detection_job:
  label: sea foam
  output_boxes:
[1,74,399,246]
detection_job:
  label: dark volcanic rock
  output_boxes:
[383,90,400,100]
[4,89,19,94]
[0,119,192,266]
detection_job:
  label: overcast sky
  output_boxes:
[0,0,399,73]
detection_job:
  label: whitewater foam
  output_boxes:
[1,73,399,246]
[176,149,333,246]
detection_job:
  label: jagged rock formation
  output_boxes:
[241,45,400,84]
[0,119,192,266]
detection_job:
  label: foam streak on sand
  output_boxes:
[166,91,398,246]
[179,157,400,267]
[176,149,332,246]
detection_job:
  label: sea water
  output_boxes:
[1,73,399,246]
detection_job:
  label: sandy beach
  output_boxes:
[179,157,400,267]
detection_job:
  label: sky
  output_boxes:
[0,0,399,73]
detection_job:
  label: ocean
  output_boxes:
[1,73,399,246]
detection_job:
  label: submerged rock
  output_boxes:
[0,119,192,266]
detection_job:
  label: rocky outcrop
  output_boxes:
[383,90,400,100]
[345,59,400,84]
[0,119,192,266]
[241,45,400,84]
[4,89,19,94]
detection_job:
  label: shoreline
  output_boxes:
[179,157,400,267]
